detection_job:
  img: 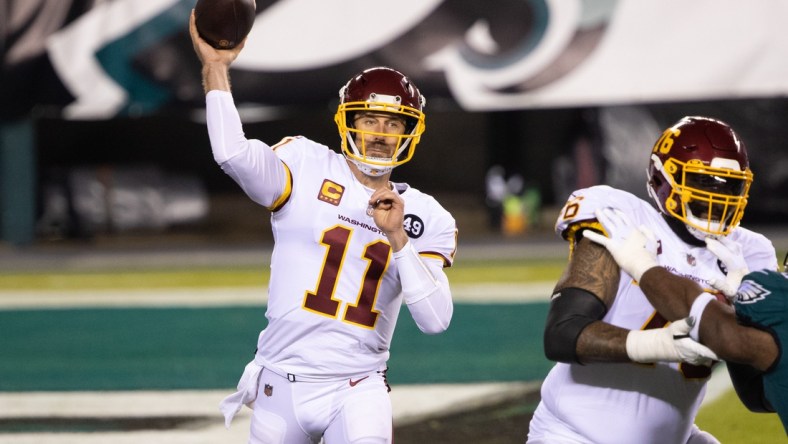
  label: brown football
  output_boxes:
[194,0,256,50]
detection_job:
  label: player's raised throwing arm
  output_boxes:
[190,9,288,209]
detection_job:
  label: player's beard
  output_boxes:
[357,140,396,176]
[363,140,394,159]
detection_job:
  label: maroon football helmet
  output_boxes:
[647,116,753,237]
[334,67,426,176]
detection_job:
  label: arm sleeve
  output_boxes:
[543,287,608,363]
[395,241,453,334]
[206,90,288,208]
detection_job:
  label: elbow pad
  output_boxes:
[543,287,607,364]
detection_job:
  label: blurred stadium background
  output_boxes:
[2,0,787,442]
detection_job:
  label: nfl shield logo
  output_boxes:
[264,384,273,397]
[686,253,697,266]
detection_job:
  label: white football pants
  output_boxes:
[249,367,392,444]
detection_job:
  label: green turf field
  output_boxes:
[0,303,552,391]
[0,259,561,391]
[696,388,785,443]
[0,258,785,441]
[0,257,566,289]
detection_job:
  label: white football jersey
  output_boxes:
[244,136,457,380]
[529,185,776,444]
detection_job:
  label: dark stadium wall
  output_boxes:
[33,96,788,224]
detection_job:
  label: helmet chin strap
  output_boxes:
[345,135,398,177]
[347,155,393,177]
[686,224,713,241]
[685,212,725,240]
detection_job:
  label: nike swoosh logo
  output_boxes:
[349,376,369,387]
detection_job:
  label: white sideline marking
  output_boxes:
[0,287,267,309]
[0,283,553,309]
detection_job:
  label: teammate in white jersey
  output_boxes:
[189,12,457,444]
[585,208,786,433]
[527,116,778,444]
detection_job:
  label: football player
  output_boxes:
[189,11,457,444]
[527,116,778,444]
[732,253,788,432]
[585,209,787,434]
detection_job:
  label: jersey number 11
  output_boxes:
[303,225,390,329]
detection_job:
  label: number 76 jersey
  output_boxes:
[253,136,457,380]
[537,184,776,443]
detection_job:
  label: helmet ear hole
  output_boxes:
[649,173,662,188]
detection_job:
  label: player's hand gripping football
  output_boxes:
[582,207,660,282]
[189,9,245,91]
[368,187,408,252]
[705,236,749,302]
[190,10,245,64]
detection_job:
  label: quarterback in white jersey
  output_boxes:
[190,13,456,444]
[528,116,777,444]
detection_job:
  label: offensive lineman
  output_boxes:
[586,208,787,434]
[189,11,457,444]
[527,116,778,443]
